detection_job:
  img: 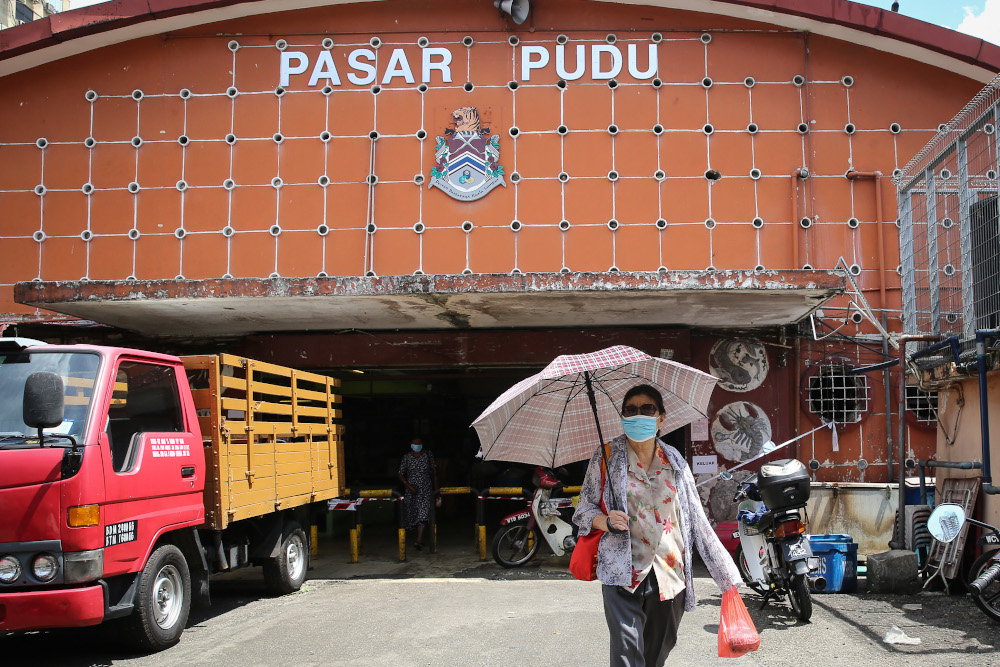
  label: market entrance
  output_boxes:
[338,366,548,493]
[331,361,685,549]
[334,366,560,547]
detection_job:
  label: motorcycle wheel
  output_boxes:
[967,549,1000,622]
[787,573,813,622]
[734,545,765,595]
[491,522,540,568]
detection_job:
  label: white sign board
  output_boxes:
[692,455,718,475]
[690,418,709,441]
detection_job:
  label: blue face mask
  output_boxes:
[622,415,659,442]
[411,443,423,452]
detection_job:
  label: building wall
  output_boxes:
[935,373,1000,528]
[0,0,65,29]
[0,0,982,312]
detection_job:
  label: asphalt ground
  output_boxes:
[3,530,998,666]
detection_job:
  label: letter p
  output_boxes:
[280,51,310,87]
[520,46,549,82]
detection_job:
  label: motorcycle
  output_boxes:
[927,503,1000,622]
[730,459,816,622]
[491,466,577,567]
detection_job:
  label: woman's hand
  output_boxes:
[405,483,417,494]
[604,510,629,533]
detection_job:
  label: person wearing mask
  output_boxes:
[573,384,742,666]
[398,437,439,550]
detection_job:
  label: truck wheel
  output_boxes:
[263,522,308,594]
[127,544,191,652]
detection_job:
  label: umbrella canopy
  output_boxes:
[472,345,719,468]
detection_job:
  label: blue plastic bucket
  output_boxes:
[807,534,858,593]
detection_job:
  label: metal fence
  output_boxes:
[896,74,1000,351]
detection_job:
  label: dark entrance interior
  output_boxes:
[334,365,687,545]
[339,366,556,492]
[338,365,687,491]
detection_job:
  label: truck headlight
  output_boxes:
[32,553,59,582]
[0,555,21,583]
[64,549,103,583]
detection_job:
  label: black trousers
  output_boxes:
[602,576,685,667]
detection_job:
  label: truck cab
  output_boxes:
[0,339,205,645]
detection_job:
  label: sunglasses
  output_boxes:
[622,403,660,417]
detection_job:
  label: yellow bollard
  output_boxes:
[310,525,319,557]
[398,528,406,562]
[478,524,487,561]
[349,527,359,563]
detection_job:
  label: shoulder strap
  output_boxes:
[598,443,610,514]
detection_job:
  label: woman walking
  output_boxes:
[398,437,439,550]
[573,384,742,666]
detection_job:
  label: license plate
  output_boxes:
[782,540,812,560]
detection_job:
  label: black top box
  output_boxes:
[758,458,810,510]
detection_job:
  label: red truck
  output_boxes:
[0,339,344,650]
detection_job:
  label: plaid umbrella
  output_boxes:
[471,345,719,471]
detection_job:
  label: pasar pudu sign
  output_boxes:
[279,42,660,87]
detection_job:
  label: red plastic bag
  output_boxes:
[718,586,760,658]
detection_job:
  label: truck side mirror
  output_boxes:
[24,371,65,429]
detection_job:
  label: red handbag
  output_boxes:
[717,586,760,658]
[569,444,611,581]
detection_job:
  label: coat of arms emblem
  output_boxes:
[429,106,506,201]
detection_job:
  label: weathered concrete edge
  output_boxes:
[14,270,847,305]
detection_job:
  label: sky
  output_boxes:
[63,0,1000,46]
[852,0,1000,44]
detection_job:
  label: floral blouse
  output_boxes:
[572,435,742,612]
[623,445,686,601]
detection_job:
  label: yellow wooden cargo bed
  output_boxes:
[182,354,344,531]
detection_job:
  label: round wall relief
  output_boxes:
[710,401,772,462]
[708,338,769,392]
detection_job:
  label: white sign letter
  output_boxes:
[382,48,416,84]
[308,50,342,86]
[347,48,377,85]
[520,45,550,81]
[555,44,585,81]
[280,51,309,87]
[627,43,657,80]
[422,47,453,83]
[591,44,622,80]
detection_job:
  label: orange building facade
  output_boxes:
[2,0,998,517]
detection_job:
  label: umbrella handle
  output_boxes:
[585,370,625,516]
[584,370,609,447]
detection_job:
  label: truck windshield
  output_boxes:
[0,351,100,447]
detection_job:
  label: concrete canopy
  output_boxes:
[14,270,844,337]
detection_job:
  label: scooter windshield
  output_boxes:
[0,350,101,447]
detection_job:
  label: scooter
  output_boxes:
[731,459,816,622]
[928,503,1000,622]
[491,466,577,567]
